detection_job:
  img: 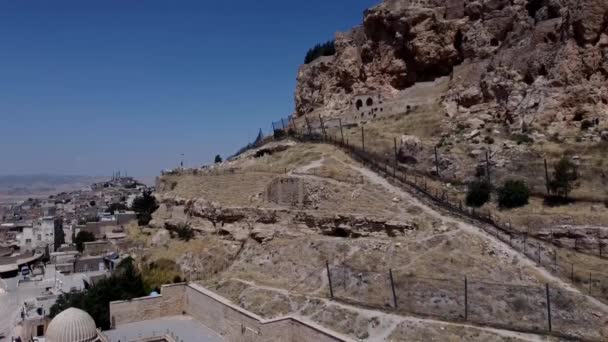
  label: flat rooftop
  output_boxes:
[102,316,224,342]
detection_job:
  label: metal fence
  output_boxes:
[268,119,608,297]
[326,263,601,340]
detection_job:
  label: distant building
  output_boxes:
[20,217,56,252]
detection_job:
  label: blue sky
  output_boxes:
[0,0,377,177]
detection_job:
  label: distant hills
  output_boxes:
[0,174,106,204]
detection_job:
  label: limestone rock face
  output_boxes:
[294,0,608,139]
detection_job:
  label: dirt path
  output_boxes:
[347,162,608,313]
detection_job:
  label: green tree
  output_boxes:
[49,257,146,330]
[549,156,578,198]
[497,180,530,209]
[466,180,492,207]
[54,218,65,251]
[304,40,336,64]
[131,190,159,226]
[106,202,128,214]
[214,154,223,163]
[74,231,96,252]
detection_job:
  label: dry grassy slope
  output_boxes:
[139,140,608,341]
[294,76,608,229]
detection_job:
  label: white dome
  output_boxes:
[46,307,98,342]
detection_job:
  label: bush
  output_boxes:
[74,231,96,252]
[214,154,222,163]
[142,259,181,293]
[549,156,578,199]
[106,202,128,214]
[49,258,146,330]
[497,180,530,209]
[304,40,336,64]
[511,133,534,145]
[466,180,492,207]
[173,225,194,241]
[132,190,159,226]
[581,120,594,131]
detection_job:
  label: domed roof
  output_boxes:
[46,308,98,342]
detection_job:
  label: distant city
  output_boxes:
[0,175,151,340]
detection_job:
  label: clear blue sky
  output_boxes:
[0,0,377,177]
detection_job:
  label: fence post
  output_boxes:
[319,115,326,140]
[544,158,551,195]
[361,126,365,152]
[546,284,552,332]
[394,137,398,161]
[554,251,558,273]
[464,276,468,321]
[290,116,298,134]
[326,261,334,300]
[305,116,312,136]
[339,119,344,145]
[571,263,574,282]
[485,150,491,184]
[435,146,441,178]
[389,269,398,309]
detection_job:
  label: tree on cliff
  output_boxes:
[304,40,336,64]
[214,154,222,163]
[549,156,578,199]
[131,190,159,226]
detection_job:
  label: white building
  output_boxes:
[19,217,56,252]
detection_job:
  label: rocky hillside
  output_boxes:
[295,0,608,141]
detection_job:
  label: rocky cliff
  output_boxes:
[295,0,608,140]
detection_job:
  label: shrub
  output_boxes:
[581,120,594,131]
[214,154,222,163]
[175,225,194,241]
[466,180,492,207]
[106,202,128,214]
[549,156,578,199]
[497,180,530,209]
[304,40,336,64]
[511,133,534,145]
[49,258,146,330]
[132,190,159,226]
[74,231,96,252]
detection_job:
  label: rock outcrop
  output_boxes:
[295,0,608,138]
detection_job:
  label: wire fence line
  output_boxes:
[274,117,608,256]
[254,120,608,301]
[325,263,601,341]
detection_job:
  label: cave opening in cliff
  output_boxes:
[366,98,373,106]
[526,0,544,19]
[356,99,363,110]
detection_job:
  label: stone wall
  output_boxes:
[109,284,185,327]
[109,283,351,342]
[265,177,307,208]
[83,241,112,256]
